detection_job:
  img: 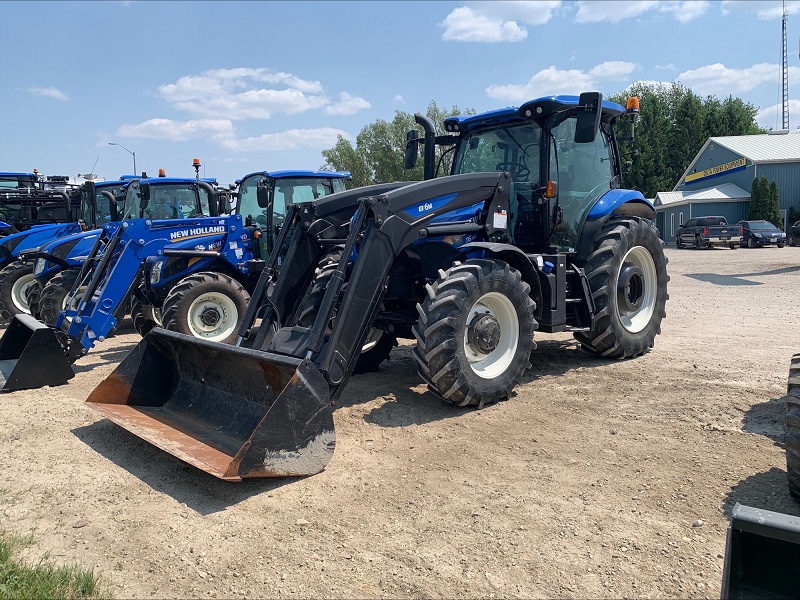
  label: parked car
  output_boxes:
[738,220,786,248]
[675,216,742,249]
[789,220,800,246]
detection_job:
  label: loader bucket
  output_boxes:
[721,503,800,599]
[0,314,74,392]
[85,328,335,481]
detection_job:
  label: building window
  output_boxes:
[679,212,684,225]
[671,213,675,237]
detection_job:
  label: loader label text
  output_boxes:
[169,225,227,241]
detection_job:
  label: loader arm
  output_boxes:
[267,172,512,399]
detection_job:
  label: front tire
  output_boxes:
[789,233,797,247]
[413,258,537,408]
[746,237,755,248]
[161,272,249,344]
[0,262,36,320]
[574,217,669,359]
[296,251,398,373]
[787,354,800,499]
[130,295,162,337]
[38,269,81,326]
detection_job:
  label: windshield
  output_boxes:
[748,221,779,231]
[237,175,347,227]
[121,182,213,220]
[454,124,541,183]
[81,184,127,225]
[0,175,37,190]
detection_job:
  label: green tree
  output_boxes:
[748,176,782,226]
[609,83,763,198]
[321,101,473,187]
[768,180,783,227]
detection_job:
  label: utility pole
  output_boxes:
[781,0,789,130]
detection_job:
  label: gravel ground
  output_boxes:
[0,244,798,598]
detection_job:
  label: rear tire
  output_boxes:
[413,258,537,407]
[574,217,669,359]
[162,272,249,344]
[296,252,398,373]
[39,269,80,326]
[787,354,800,500]
[789,233,797,246]
[130,295,162,337]
[0,262,36,320]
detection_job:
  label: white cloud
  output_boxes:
[574,0,709,23]
[486,61,636,102]
[575,1,658,23]
[658,1,710,23]
[218,127,351,152]
[394,95,406,104]
[323,92,371,116]
[440,2,560,43]
[677,63,800,95]
[157,68,330,120]
[27,86,68,101]
[756,100,800,129]
[116,118,235,141]
[720,1,800,20]
[655,63,676,71]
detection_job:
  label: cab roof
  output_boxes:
[444,95,626,132]
[238,170,351,182]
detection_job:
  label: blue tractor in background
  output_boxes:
[136,170,350,341]
[29,172,222,330]
[0,169,351,389]
[81,92,670,481]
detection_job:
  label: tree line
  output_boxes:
[321,83,764,198]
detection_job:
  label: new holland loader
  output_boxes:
[83,92,669,481]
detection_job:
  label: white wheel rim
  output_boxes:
[11,274,35,313]
[616,246,657,334]
[361,328,382,352]
[463,291,519,379]
[187,292,238,341]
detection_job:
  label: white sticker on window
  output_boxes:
[493,211,508,229]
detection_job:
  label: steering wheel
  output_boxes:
[253,212,268,226]
[495,162,530,180]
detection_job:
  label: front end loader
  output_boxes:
[85,92,669,480]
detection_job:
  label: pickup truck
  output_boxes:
[675,216,743,249]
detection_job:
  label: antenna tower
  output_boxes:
[781,0,789,129]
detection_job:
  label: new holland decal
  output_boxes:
[168,225,227,241]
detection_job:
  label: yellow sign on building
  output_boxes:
[684,157,747,184]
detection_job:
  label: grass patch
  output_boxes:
[0,531,109,599]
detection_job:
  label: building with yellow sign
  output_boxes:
[654,132,800,243]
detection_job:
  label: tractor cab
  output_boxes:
[119,177,218,221]
[444,95,635,255]
[236,170,350,257]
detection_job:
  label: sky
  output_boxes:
[1,0,798,186]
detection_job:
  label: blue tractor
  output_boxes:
[0,169,350,389]
[29,172,222,330]
[136,170,350,341]
[13,178,134,320]
[83,92,670,481]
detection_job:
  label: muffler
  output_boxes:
[85,328,335,481]
[0,313,74,392]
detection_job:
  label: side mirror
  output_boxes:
[256,182,272,209]
[574,91,602,144]
[404,130,419,170]
[138,182,150,210]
